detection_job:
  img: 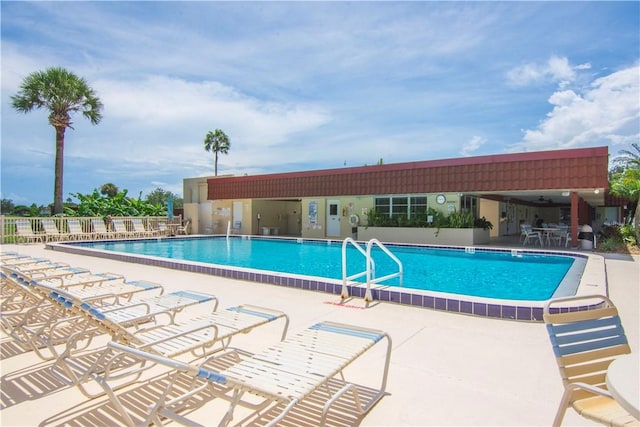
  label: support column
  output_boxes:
[570,191,579,248]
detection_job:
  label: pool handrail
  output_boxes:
[365,239,403,302]
[341,238,375,299]
[341,238,403,302]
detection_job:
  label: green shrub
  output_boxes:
[364,207,491,230]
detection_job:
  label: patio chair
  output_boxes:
[148,222,169,237]
[91,218,115,239]
[520,224,543,246]
[176,219,190,235]
[67,219,94,240]
[131,218,156,237]
[543,295,636,427]
[40,218,68,241]
[52,300,289,398]
[14,219,42,243]
[552,225,570,247]
[103,320,391,427]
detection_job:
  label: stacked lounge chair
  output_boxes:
[0,252,392,426]
[104,320,391,426]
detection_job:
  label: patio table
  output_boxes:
[533,227,564,246]
[606,353,640,420]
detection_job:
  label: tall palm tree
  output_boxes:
[100,182,119,198]
[614,143,640,169]
[203,129,231,176]
[610,144,640,244]
[11,67,103,214]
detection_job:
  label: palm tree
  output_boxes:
[613,143,640,169]
[100,183,119,198]
[203,129,231,176]
[610,144,640,244]
[11,67,103,214]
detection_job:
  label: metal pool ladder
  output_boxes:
[341,238,403,302]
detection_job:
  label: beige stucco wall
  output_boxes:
[209,200,234,234]
[252,200,301,235]
[298,196,375,239]
[479,198,500,238]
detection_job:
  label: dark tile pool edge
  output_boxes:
[47,240,604,323]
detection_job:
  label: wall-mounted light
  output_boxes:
[594,189,600,194]
[562,191,570,197]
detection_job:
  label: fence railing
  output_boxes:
[1,215,183,244]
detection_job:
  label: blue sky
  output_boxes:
[1,1,639,206]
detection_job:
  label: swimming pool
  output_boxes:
[71,236,581,301]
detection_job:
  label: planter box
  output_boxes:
[356,226,490,246]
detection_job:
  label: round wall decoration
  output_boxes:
[436,194,446,205]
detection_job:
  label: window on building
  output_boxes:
[375,195,427,219]
[461,195,478,217]
[392,197,408,217]
[375,198,391,218]
[410,196,427,217]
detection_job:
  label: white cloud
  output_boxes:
[509,64,640,152]
[506,55,591,87]
[460,136,487,157]
[54,75,333,180]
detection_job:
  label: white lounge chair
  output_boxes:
[0,255,49,267]
[67,219,94,240]
[40,218,68,241]
[111,218,136,238]
[91,218,115,239]
[8,284,215,365]
[1,267,165,359]
[52,302,289,398]
[131,218,156,237]
[103,320,391,427]
[14,219,42,243]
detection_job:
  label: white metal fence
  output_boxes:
[1,215,183,244]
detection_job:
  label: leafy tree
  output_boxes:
[66,188,164,217]
[613,143,640,170]
[145,187,183,210]
[10,203,44,217]
[610,144,640,245]
[203,129,230,176]
[11,67,103,214]
[1,199,15,214]
[172,195,184,209]
[100,183,119,198]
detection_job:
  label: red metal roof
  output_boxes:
[208,146,609,200]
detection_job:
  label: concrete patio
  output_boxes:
[1,243,638,426]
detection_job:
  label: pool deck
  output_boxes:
[1,242,638,426]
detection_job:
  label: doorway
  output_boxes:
[326,200,341,237]
[232,201,243,233]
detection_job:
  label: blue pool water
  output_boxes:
[77,237,578,301]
